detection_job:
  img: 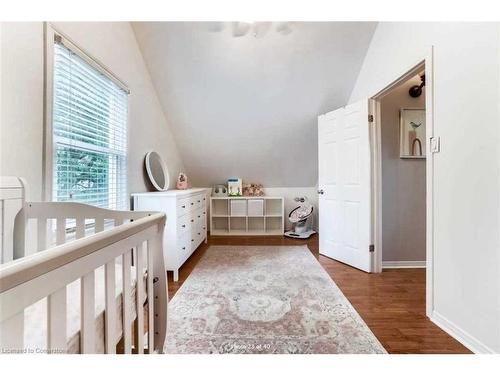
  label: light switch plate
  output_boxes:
[430,136,440,153]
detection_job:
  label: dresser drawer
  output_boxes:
[177,197,190,215]
[177,214,189,233]
[192,225,204,251]
[186,212,196,227]
[195,194,204,210]
[194,210,204,226]
[201,211,207,228]
[187,196,196,210]
[178,234,191,263]
[187,195,202,210]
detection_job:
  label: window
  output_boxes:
[51,35,128,210]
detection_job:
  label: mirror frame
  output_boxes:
[145,151,170,191]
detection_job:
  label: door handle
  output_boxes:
[318,189,324,195]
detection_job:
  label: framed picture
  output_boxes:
[399,108,426,159]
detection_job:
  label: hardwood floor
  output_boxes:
[167,234,471,354]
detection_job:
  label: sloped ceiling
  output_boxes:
[132,22,377,187]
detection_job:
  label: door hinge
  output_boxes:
[368,114,374,123]
[369,244,375,252]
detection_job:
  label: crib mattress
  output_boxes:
[23,264,148,353]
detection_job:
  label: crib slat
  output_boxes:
[81,271,95,353]
[146,240,154,354]
[0,310,24,351]
[122,250,132,354]
[37,217,47,252]
[48,287,67,352]
[75,217,85,239]
[104,260,116,354]
[56,218,66,245]
[135,244,145,354]
[150,231,166,354]
[95,217,104,233]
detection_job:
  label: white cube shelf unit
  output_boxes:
[210,196,284,236]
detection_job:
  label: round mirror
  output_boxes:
[145,151,169,191]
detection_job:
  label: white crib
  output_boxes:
[0,177,168,354]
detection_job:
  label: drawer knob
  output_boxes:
[182,205,186,208]
[191,202,194,205]
[191,239,194,242]
[198,232,200,235]
[203,212,206,214]
[191,219,194,222]
[182,224,186,228]
[182,247,185,250]
[198,200,200,203]
[203,227,206,230]
[198,215,200,218]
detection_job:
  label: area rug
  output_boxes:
[165,245,386,354]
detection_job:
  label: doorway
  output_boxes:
[370,57,435,317]
[317,55,434,316]
[378,71,426,269]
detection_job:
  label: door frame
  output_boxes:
[369,47,435,317]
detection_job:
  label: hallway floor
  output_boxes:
[167,234,470,354]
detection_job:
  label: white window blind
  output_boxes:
[52,38,128,210]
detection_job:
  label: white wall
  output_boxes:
[350,22,500,353]
[0,23,44,201]
[132,22,377,188]
[0,22,184,203]
[380,75,426,262]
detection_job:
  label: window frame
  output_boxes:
[43,23,130,209]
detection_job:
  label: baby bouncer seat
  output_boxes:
[284,197,316,239]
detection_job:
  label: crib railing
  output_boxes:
[0,202,167,354]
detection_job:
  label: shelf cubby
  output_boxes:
[229,217,246,232]
[265,216,283,233]
[211,216,229,234]
[210,196,283,236]
[265,199,283,216]
[211,198,229,216]
[248,217,265,232]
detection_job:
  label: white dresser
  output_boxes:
[132,188,209,281]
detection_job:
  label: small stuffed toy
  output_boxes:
[176,172,188,190]
[243,183,264,197]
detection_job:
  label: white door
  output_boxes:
[318,99,372,272]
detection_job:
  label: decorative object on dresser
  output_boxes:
[176,172,188,190]
[227,178,242,196]
[212,184,228,197]
[144,151,170,191]
[210,196,284,236]
[132,188,209,281]
[242,183,264,196]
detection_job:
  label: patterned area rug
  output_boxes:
[165,245,386,354]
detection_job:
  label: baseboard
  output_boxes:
[382,260,426,269]
[431,311,496,354]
